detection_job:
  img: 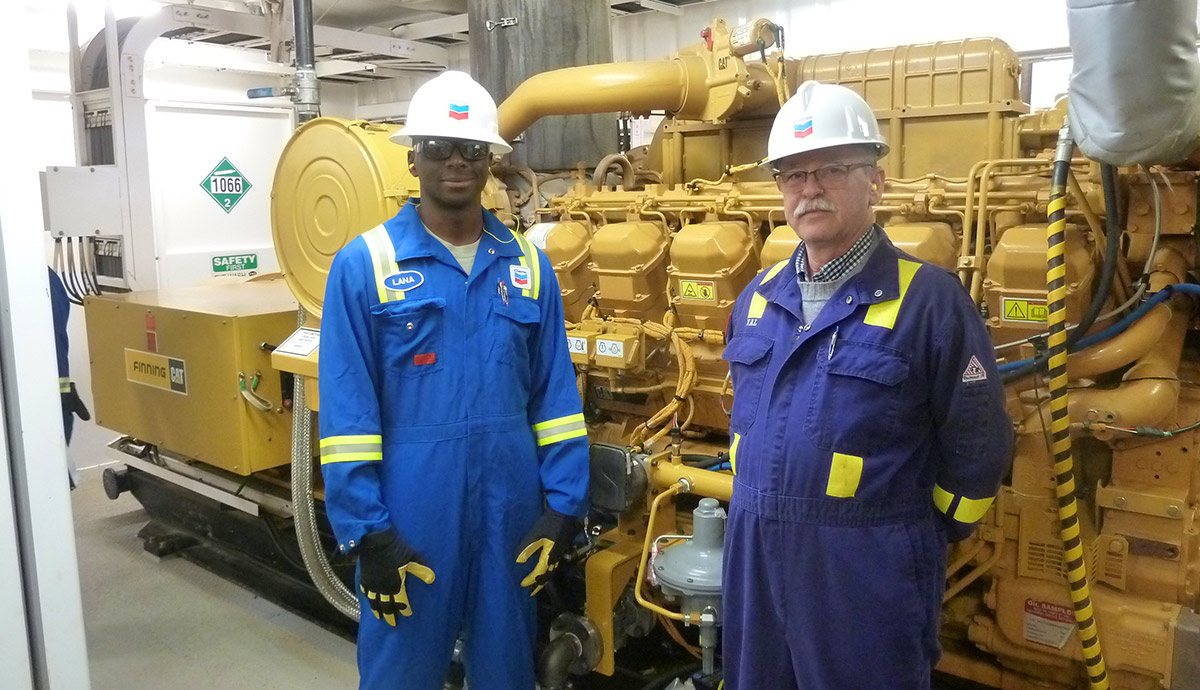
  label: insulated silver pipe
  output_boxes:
[290,309,358,620]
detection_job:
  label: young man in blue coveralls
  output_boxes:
[721,81,1012,689]
[318,70,589,689]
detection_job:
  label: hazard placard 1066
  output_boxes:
[1001,297,1049,324]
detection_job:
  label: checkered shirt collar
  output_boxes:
[795,224,880,283]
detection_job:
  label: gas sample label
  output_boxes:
[679,280,717,302]
[211,253,258,277]
[200,157,252,214]
[566,336,589,356]
[125,348,188,395]
[1001,297,1048,324]
[1023,599,1075,649]
[595,339,625,359]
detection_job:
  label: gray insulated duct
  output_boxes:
[1067,0,1200,165]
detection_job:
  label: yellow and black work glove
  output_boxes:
[515,509,577,596]
[358,527,435,626]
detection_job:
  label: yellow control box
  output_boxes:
[564,322,604,366]
[85,279,299,475]
[592,326,643,370]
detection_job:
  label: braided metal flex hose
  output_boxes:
[290,309,359,620]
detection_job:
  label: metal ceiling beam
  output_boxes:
[639,0,683,16]
[390,13,468,40]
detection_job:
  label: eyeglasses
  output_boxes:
[415,138,490,162]
[772,163,875,191]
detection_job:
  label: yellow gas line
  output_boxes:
[1045,120,1109,690]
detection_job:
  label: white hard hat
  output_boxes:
[765,81,888,164]
[390,70,513,154]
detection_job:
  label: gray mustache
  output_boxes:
[791,198,837,220]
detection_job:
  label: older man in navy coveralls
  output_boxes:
[721,81,1012,689]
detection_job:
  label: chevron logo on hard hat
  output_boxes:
[794,117,813,138]
[448,103,470,120]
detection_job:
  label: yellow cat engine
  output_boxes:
[92,8,1200,689]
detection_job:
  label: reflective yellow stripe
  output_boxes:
[537,428,588,446]
[747,292,768,320]
[759,260,789,285]
[954,495,995,523]
[933,484,954,515]
[363,225,405,303]
[729,433,741,475]
[863,259,921,329]
[320,451,383,464]
[320,434,384,465]
[533,413,587,446]
[512,229,541,300]
[59,377,71,393]
[320,434,382,447]
[825,452,863,498]
[532,414,584,432]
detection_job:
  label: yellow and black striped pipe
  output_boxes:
[1046,118,1109,690]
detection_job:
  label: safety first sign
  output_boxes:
[211,253,259,278]
[125,349,188,395]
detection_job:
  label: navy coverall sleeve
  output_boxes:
[319,241,392,550]
[527,250,589,518]
[929,286,1013,540]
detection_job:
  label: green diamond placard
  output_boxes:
[200,157,252,214]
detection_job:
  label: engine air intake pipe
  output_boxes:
[498,58,702,143]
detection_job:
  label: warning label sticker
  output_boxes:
[679,280,717,302]
[1023,599,1075,649]
[1001,298,1049,324]
[125,348,188,395]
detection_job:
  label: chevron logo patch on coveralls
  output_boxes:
[510,265,531,289]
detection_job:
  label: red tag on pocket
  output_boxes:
[414,352,437,366]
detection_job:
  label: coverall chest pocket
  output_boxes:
[806,339,910,456]
[723,334,774,431]
[370,297,446,377]
[490,295,540,369]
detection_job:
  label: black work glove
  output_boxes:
[66,382,90,421]
[515,509,577,596]
[358,527,435,625]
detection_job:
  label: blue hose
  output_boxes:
[998,283,1200,379]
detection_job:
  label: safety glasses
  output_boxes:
[772,162,875,192]
[415,138,490,162]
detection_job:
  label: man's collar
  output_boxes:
[384,201,523,261]
[796,225,877,283]
[760,226,904,307]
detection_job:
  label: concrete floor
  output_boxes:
[72,461,358,690]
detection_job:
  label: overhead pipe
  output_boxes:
[498,57,709,143]
[290,0,319,122]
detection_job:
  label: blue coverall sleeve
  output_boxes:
[928,284,1013,540]
[318,240,392,551]
[527,249,589,518]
